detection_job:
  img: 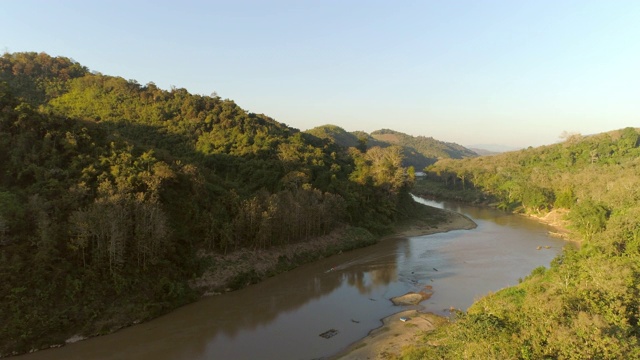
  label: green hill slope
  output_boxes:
[408,128,640,359]
[370,128,478,162]
[0,52,421,355]
[305,124,361,148]
[304,126,477,170]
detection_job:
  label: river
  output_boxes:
[17,197,569,360]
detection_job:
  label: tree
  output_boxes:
[568,199,610,240]
[132,198,170,269]
[618,127,639,153]
[554,187,576,209]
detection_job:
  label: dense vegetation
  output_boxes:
[305,125,477,171]
[405,128,640,359]
[305,124,369,150]
[0,52,425,355]
[370,129,478,166]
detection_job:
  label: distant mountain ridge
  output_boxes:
[467,144,520,155]
[305,126,478,170]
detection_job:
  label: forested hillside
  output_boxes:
[0,52,420,356]
[406,129,640,358]
[370,129,478,163]
[305,126,477,171]
[305,124,364,149]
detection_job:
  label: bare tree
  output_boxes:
[559,131,582,145]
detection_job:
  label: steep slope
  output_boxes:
[0,52,419,356]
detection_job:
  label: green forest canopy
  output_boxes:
[305,125,478,171]
[0,52,418,355]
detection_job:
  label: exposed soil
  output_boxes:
[332,310,447,360]
[190,226,359,295]
[524,208,576,241]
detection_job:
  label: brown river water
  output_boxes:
[17,197,569,360]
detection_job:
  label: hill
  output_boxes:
[304,124,362,148]
[370,129,478,169]
[409,127,640,358]
[467,147,504,156]
[304,125,389,150]
[0,52,424,355]
[467,143,519,154]
[304,126,477,170]
[371,129,477,159]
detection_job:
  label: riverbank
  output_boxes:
[391,206,477,238]
[190,226,377,295]
[523,208,579,243]
[332,310,448,360]
[191,200,477,296]
[334,198,576,360]
[188,201,477,359]
[330,206,476,359]
[187,200,477,359]
[413,185,576,243]
[8,201,484,359]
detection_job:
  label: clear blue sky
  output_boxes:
[2,0,639,148]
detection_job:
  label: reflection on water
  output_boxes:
[18,197,569,360]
